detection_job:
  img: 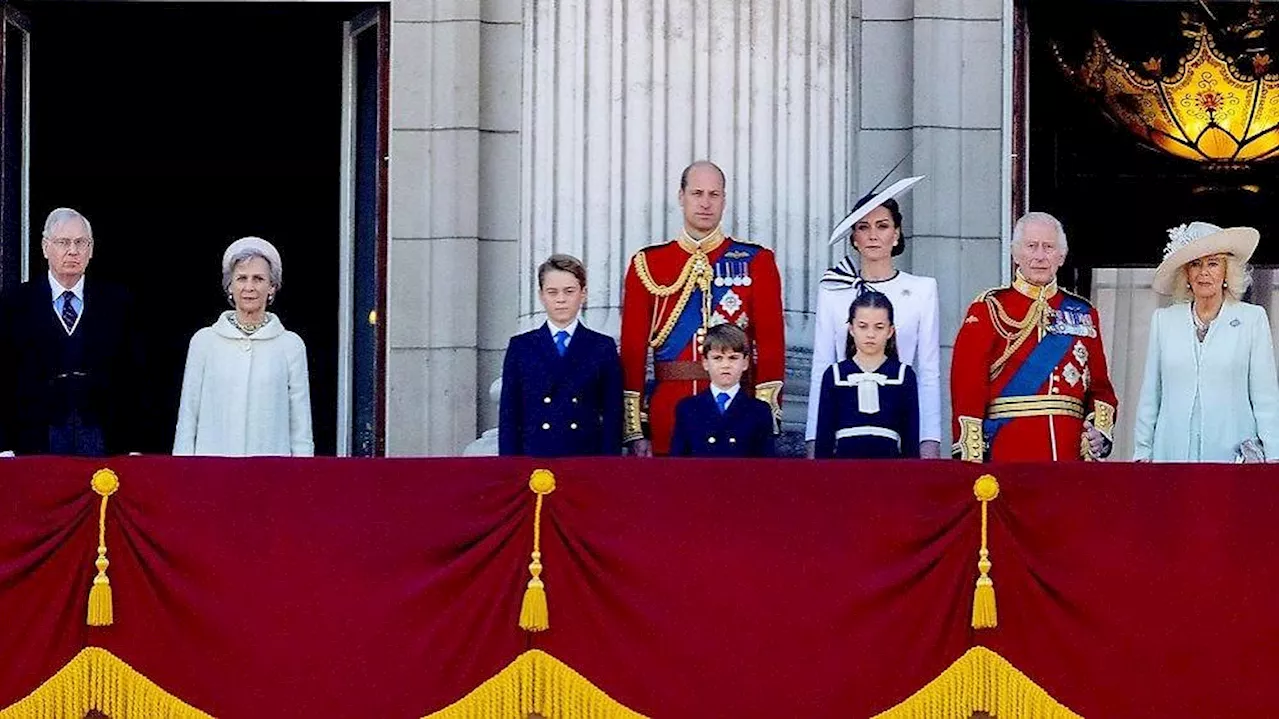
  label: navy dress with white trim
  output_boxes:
[814,357,920,459]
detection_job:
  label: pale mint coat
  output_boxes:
[1133,301,1279,461]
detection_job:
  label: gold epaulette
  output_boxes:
[970,285,1006,305]
[1059,287,1095,307]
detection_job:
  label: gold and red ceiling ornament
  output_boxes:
[1054,4,1278,168]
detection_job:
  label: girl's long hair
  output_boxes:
[844,290,899,361]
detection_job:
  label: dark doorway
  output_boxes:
[14,1,380,455]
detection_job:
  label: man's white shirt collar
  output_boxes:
[48,271,85,302]
[48,272,85,334]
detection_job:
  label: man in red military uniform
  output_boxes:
[620,161,785,456]
[951,212,1118,462]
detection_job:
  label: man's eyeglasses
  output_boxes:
[47,237,92,250]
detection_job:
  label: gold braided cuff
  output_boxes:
[623,391,644,443]
[754,381,783,434]
[1090,399,1116,443]
[956,416,985,463]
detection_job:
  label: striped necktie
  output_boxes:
[60,290,78,331]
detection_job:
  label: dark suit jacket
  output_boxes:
[0,277,144,455]
[669,389,777,458]
[499,322,623,457]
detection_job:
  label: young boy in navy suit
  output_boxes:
[669,324,776,457]
[499,254,623,457]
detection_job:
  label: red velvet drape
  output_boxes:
[0,457,1273,717]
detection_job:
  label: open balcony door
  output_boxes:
[337,5,389,457]
[0,4,29,293]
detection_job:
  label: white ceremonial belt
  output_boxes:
[834,426,902,447]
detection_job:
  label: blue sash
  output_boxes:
[982,294,1090,445]
[653,242,760,361]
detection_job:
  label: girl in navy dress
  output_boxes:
[814,290,920,458]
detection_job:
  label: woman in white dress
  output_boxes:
[1133,222,1278,462]
[806,182,942,458]
[173,237,314,457]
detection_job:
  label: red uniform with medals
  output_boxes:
[950,273,1118,462]
[619,228,785,455]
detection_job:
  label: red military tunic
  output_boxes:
[950,273,1118,462]
[619,228,785,455]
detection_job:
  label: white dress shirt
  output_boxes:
[48,271,86,335]
[547,316,581,348]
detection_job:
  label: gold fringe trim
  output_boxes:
[422,650,647,719]
[0,647,213,719]
[88,469,120,627]
[871,646,1083,719]
[519,469,556,632]
[971,474,999,630]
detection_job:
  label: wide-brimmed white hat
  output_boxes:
[1152,222,1258,295]
[222,236,283,284]
[828,176,924,246]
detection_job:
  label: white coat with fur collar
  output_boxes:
[174,312,314,456]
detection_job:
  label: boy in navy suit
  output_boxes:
[499,254,623,457]
[669,324,776,457]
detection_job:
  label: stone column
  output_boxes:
[386,0,524,455]
[855,0,1008,448]
[517,0,858,437]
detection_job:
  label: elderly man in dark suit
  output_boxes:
[499,254,623,457]
[0,208,143,456]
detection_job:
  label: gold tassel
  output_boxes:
[87,468,120,627]
[971,474,1000,630]
[519,469,556,632]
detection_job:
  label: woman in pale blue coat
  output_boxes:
[1133,222,1279,462]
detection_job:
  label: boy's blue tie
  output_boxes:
[554,330,569,357]
[60,290,78,330]
[716,392,730,414]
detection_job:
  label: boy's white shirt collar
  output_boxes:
[546,315,580,340]
[710,383,740,404]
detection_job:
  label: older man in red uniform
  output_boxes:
[951,212,1117,462]
[620,161,785,456]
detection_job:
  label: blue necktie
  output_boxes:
[716,392,730,414]
[554,330,569,357]
[59,290,78,330]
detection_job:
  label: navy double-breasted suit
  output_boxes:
[669,388,776,458]
[499,322,623,457]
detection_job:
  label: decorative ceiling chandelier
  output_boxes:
[1055,7,1277,168]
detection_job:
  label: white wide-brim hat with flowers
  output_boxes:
[1152,222,1258,296]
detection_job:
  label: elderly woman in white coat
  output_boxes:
[174,237,314,456]
[806,178,942,458]
[1133,222,1278,462]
